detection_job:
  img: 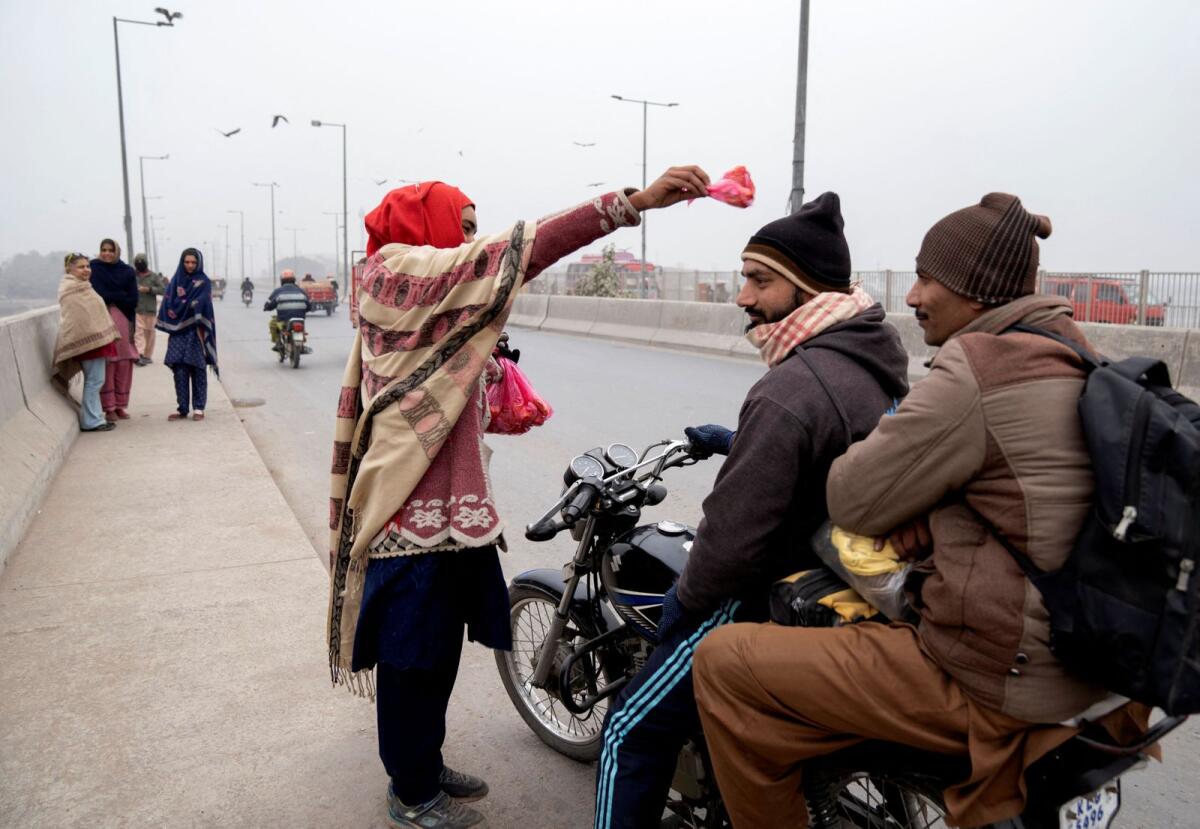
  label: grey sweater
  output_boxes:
[676,305,910,615]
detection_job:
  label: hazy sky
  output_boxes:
[2,0,1197,277]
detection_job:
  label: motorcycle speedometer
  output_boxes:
[605,443,639,469]
[569,454,605,480]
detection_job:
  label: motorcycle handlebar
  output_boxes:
[563,479,600,525]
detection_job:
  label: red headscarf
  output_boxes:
[364,181,474,255]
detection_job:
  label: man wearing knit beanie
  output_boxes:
[691,195,1123,829]
[596,194,910,828]
[909,192,1053,345]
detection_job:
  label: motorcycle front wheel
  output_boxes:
[495,585,611,762]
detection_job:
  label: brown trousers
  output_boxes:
[693,622,1084,828]
[135,312,157,358]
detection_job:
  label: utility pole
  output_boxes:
[612,95,677,297]
[253,182,279,286]
[139,154,168,263]
[218,223,230,279]
[112,15,178,257]
[285,227,305,261]
[789,0,811,214]
[311,120,349,290]
[227,210,245,281]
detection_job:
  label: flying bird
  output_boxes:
[457,150,464,157]
[154,7,183,24]
[271,115,289,128]
[215,127,241,138]
[374,178,389,186]
[586,182,605,187]
[573,141,596,147]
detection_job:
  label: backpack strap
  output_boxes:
[966,503,1047,579]
[1011,323,1173,388]
[794,347,853,445]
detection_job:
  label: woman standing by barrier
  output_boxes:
[156,248,218,421]
[52,253,120,432]
[89,239,140,421]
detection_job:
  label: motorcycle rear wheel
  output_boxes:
[290,345,301,369]
[804,763,1024,829]
[495,585,610,762]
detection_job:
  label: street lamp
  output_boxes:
[311,119,349,293]
[227,210,245,281]
[284,227,305,262]
[149,215,164,271]
[252,181,279,286]
[611,94,678,298]
[138,153,168,265]
[112,11,181,256]
[321,210,341,277]
[218,223,230,279]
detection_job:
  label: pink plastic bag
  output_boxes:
[705,165,755,208]
[486,357,553,435]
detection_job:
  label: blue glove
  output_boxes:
[684,424,736,456]
[657,584,686,641]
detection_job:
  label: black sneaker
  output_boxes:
[439,766,489,802]
[82,422,116,432]
[387,787,486,829]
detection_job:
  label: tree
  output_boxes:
[572,244,624,298]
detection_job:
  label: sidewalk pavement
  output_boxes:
[0,364,388,827]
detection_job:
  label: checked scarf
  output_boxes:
[746,287,875,367]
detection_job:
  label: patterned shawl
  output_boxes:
[327,220,537,696]
[52,274,119,384]
[156,249,219,374]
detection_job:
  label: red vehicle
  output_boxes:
[1042,276,1166,326]
[300,278,338,316]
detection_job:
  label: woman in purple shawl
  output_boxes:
[89,239,140,421]
[156,248,218,421]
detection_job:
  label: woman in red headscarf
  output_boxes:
[329,166,709,829]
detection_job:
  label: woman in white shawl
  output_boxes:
[52,253,120,432]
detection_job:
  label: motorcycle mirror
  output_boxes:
[644,483,668,506]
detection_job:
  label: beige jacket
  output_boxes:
[827,294,1108,723]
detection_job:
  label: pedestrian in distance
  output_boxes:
[89,238,140,421]
[156,248,218,422]
[133,253,165,366]
[52,253,120,432]
[327,167,709,829]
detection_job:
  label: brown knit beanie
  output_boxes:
[915,193,1052,304]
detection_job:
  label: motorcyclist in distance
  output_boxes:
[263,269,311,353]
[240,276,254,299]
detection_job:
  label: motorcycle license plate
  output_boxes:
[1059,780,1120,829]
[292,333,305,342]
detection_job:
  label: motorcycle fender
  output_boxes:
[511,568,622,633]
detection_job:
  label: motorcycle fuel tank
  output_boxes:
[600,521,695,640]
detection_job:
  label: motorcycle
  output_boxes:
[497,438,1188,829]
[278,317,307,369]
[242,288,253,307]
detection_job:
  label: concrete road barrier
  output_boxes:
[653,300,745,356]
[541,295,600,335]
[0,307,79,573]
[1081,322,1188,381]
[590,296,664,345]
[1178,330,1200,399]
[507,292,548,330]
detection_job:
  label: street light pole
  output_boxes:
[789,0,811,214]
[218,223,230,279]
[311,120,349,290]
[284,227,305,261]
[322,211,341,277]
[252,182,279,286]
[112,15,178,257]
[611,95,677,298]
[149,215,163,270]
[227,210,245,281]
[138,153,168,265]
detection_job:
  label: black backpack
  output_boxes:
[983,324,1200,715]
